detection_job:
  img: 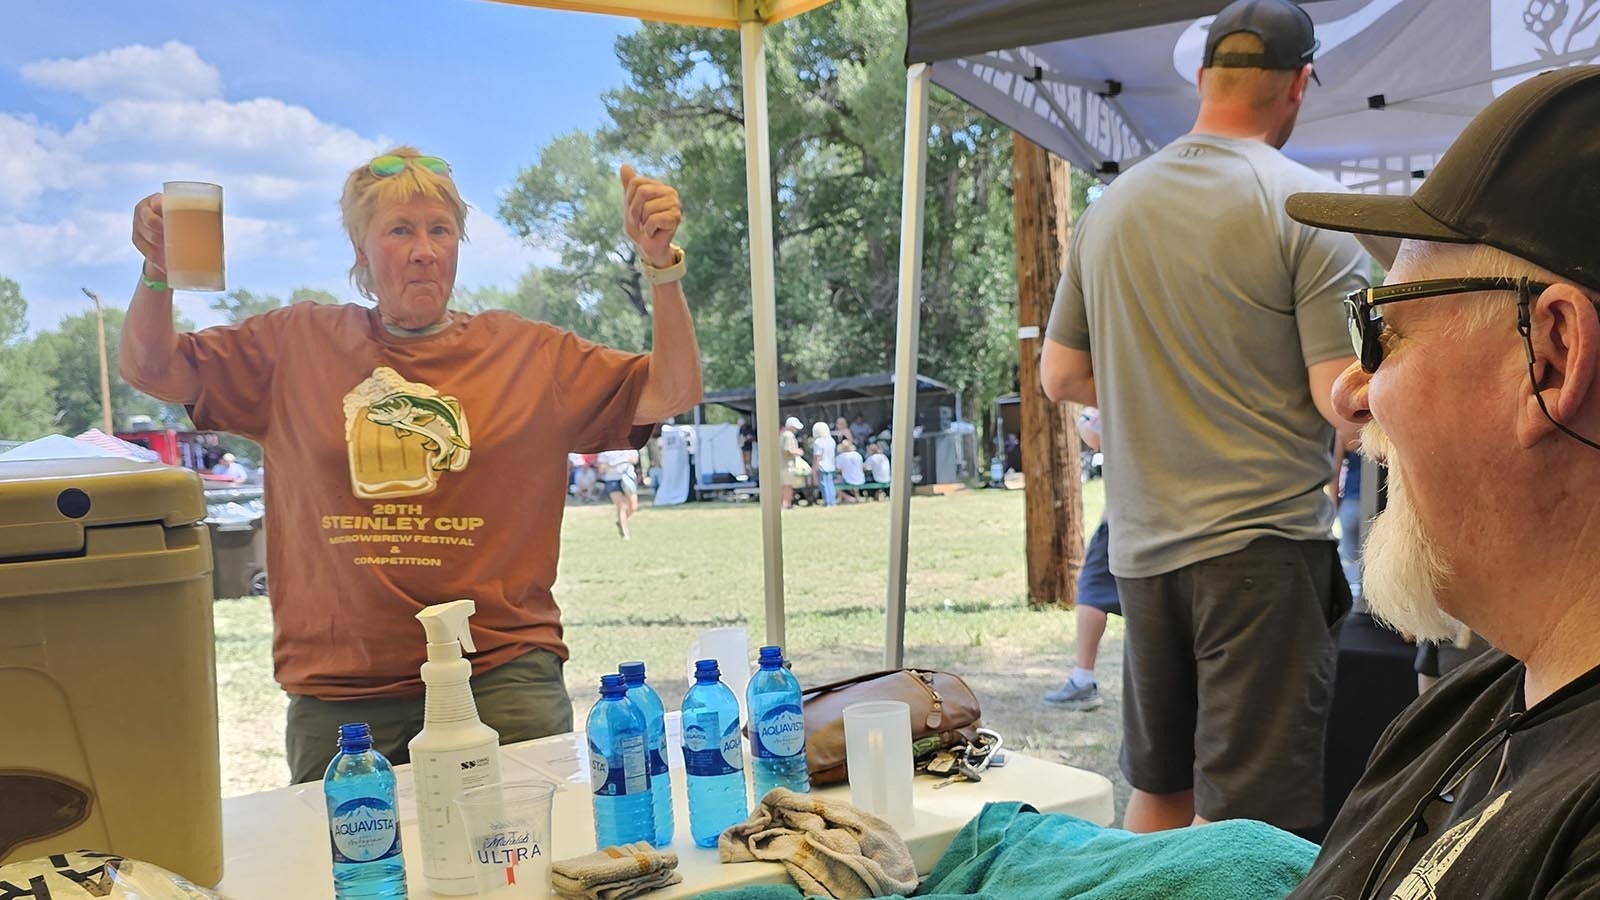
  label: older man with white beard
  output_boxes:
[1279,65,1600,899]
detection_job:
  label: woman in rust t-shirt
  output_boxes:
[123,147,703,781]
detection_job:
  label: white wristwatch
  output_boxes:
[639,244,687,286]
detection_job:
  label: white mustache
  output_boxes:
[1357,422,1464,643]
[1359,422,1392,464]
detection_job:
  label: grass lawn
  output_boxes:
[214,481,1128,817]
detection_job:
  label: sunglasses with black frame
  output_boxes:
[1344,276,1600,453]
[1357,712,1520,899]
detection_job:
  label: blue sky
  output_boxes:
[0,0,634,333]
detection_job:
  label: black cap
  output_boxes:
[1204,0,1319,71]
[1286,66,1600,292]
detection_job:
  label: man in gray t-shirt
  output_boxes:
[1042,0,1365,835]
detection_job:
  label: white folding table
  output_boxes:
[217,731,1113,898]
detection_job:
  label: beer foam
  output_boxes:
[342,366,442,432]
[163,193,222,213]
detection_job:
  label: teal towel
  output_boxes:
[696,802,1317,900]
[697,887,808,900]
[906,803,1317,900]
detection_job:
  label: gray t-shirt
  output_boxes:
[1047,132,1367,578]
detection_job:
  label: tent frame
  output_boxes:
[482,0,846,650]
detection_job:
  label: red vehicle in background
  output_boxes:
[114,428,246,486]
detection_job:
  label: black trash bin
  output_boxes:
[205,503,265,599]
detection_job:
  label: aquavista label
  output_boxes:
[753,705,806,759]
[329,796,401,863]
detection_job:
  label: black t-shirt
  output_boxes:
[1290,649,1600,899]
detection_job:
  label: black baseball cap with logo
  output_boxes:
[1286,65,1600,292]
[1204,0,1319,71]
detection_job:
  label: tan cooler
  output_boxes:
[0,456,223,885]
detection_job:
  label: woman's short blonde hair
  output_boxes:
[812,421,830,439]
[340,146,470,300]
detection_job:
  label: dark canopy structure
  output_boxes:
[702,372,954,414]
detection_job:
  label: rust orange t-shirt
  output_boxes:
[180,302,652,700]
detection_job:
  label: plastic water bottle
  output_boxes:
[587,673,656,848]
[747,646,811,799]
[620,661,674,846]
[682,658,749,848]
[324,722,407,900]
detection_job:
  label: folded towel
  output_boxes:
[912,802,1318,900]
[551,841,682,900]
[718,787,918,899]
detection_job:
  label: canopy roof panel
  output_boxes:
[907,0,1600,181]
[484,0,835,29]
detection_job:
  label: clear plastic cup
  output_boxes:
[687,626,750,722]
[454,779,558,898]
[843,700,915,830]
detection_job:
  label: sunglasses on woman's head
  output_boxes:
[369,155,451,178]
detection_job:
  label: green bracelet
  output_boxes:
[140,271,171,292]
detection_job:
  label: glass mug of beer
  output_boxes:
[162,181,226,291]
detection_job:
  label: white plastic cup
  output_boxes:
[161,181,225,291]
[687,626,750,722]
[842,700,915,830]
[454,780,558,898]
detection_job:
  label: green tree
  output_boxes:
[37,308,190,435]
[288,287,344,305]
[0,277,60,440]
[498,0,1020,420]
[210,286,344,325]
[210,288,282,323]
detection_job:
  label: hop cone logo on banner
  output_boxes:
[1523,0,1600,57]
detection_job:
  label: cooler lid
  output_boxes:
[0,457,206,560]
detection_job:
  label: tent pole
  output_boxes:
[884,63,931,669]
[740,19,786,650]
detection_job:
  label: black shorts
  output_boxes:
[1077,519,1120,616]
[1115,537,1350,830]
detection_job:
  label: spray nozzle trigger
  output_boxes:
[417,599,477,655]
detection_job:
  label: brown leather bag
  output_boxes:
[801,669,982,785]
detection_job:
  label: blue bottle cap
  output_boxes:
[694,658,722,681]
[337,722,373,751]
[599,673,628,697]
[758,646,784,668]
[619,661,647,685]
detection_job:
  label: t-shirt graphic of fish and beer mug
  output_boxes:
[343,367,472,499]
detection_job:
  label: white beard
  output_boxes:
[1360,424,1465,643]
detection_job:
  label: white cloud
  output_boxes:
[61,97,384,207]
[4,42,549,333]
[0,210,128,269]
[458,204,559,288]
[21,41,223,103]
[0,113,70,211]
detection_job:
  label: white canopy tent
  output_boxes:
[484,0,842,651]
[881,0,1600,663]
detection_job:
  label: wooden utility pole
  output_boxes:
[1012,134,1085,608]
[81,287,114,434]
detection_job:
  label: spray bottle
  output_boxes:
[408,599,502,895]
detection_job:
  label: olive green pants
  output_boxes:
[285,648,573,784]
